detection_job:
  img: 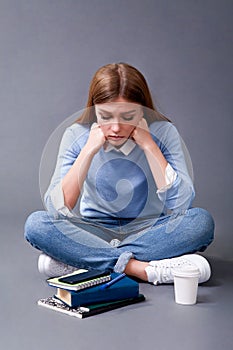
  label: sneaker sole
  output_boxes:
[38,253,49,275]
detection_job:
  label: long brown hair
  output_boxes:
[77,63,170,124]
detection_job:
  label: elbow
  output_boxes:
[172,185,195,212]
[63,193,77,211]
[162,182,195,213]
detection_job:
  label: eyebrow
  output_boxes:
[98,108,137,115]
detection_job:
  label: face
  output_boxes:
[95,97,143,147]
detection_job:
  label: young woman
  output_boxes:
[24,63,214,285]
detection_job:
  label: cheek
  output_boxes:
[99,124,109,135]
[123,124,136,134]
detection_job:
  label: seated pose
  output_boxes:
[24,62,214,284]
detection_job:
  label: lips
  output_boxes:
[107,135,125,140]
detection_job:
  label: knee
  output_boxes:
[193,207,215,245]
[24,211,48,248]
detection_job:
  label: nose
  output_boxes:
[111,121,121,133]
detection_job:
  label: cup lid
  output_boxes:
[173,266,200,278]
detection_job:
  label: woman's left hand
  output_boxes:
[131,118,154,150]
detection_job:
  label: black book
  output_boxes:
[38,294,146,319]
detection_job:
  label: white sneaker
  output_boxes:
[38,253,77,277]
[145,254,211,285]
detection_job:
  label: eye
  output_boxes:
[100,114,112,121]
[122,114,135,121]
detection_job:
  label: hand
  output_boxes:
[131,118,154,150]
[85,122,106,154]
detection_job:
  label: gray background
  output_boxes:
[1,0,232,260]
[0,1,233,350]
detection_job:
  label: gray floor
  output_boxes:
[1,218,233,350]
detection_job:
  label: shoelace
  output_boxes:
[46,257,76,276]
[149,258,193,284]
[53,263,75,275]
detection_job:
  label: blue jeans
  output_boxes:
[24,208,214,273]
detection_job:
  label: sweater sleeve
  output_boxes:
[43,125,83,218]
[152,122,195,213]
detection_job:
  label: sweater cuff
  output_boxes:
[156,163,177,194]
[50,182,74,218]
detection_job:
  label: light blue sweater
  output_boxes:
[44,121,194,219]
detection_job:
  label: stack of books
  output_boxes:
[38,269,145,319]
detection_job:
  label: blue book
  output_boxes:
[55,273,139,307]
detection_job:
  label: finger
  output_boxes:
[129,126,136,139]
[91,122,99,130]
[138,118,148,131]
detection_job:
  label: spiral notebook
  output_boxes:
[47,269,111,291]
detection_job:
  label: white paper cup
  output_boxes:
[173,266,200,305]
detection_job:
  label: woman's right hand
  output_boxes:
[85,122,106,154]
